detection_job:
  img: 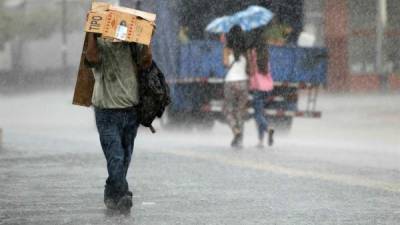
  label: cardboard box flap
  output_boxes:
[91,2,111,12]
[109,5,156,22]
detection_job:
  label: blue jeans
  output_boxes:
[252,91,270,141]
[95,107,139,201]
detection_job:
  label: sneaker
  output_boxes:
[104,197,117,210]
[231,134,239,147]
[231,133,243,149]
[117,194,133,213]
[127,190,133,203]
[268,129,274,146]
[127,190,133,197]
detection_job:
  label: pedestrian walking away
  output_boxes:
[223,25,249,149]
[85,32,152,213]
[248,42,274,148]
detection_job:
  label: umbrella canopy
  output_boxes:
[205,16,235,33]
[205,5,274,33]
[232,6,274,32]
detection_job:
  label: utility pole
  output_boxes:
[376,0,387,91]
[12,0,27,74]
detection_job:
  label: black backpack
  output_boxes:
[137,61,171,133]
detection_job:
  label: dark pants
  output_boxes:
[95,107,139,202]
[252,91,270,141]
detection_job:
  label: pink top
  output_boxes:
[249,50,274,92]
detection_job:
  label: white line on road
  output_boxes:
[160,149,400,193]
[142,202,157,206]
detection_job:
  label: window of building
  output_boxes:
[348,36,376,74]
[387,0,400,30]
[348,0,376,30]
[385,0,400,74]
[347,0,376,74]
[348,0,400,74]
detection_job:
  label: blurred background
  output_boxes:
[0,0,399,224]
[0,0,399,93]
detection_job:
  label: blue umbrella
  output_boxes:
[205,5,274,33]
[205,16,235,33]
[232,5,274,32]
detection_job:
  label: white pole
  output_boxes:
[376,0,387,90]
[0,128,3,148]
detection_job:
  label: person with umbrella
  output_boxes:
[207,5,275,148]
[223,25,249,149]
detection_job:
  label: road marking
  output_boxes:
[160,149,400,193]
[142,202,156,206]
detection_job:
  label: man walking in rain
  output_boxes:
[85,32,152,213]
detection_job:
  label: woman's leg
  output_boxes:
[224,82,239,135]
[235,81,249,146]
[252,91,268,142]
[224,82,245,147]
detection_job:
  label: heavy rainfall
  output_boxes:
[0,0,399,224]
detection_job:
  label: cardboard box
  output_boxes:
[73,3,156,107]
[72,33,95,107]
[85,3,156,45]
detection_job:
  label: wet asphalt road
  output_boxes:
[0,91,399,225]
